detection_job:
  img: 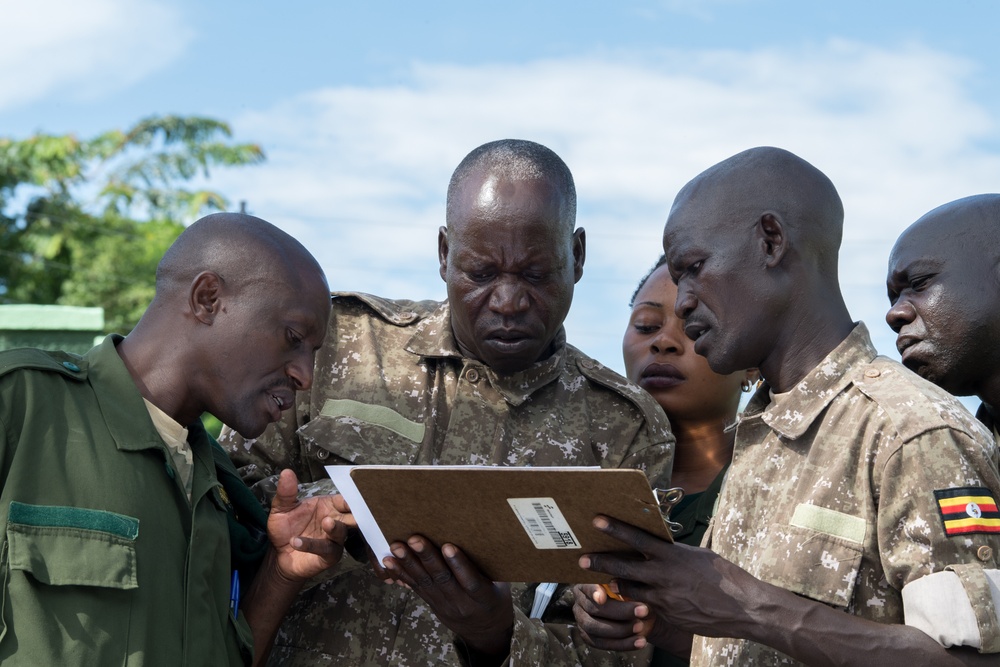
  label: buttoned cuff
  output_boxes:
[902,567,1000,652]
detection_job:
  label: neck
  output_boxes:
[668,415,735,494]
[117,319,199,427]
[761,303,854,393]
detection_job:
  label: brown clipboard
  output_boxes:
[348,466,673,583]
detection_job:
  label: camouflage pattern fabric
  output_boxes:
[692,324,1000,666]
[221,292,675,666]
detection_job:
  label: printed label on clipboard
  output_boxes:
[507,497,581,550]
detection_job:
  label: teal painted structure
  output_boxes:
[0,305,105,354]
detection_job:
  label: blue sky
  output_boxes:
[3,0,999,408]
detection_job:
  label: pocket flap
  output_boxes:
[6,502,138,590]
[758,520,864,608]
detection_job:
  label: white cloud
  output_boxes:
[0,0,191,111]
[211,40,1000,380]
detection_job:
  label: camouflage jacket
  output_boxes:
[222,292,675,666]
[693,323,1000,665]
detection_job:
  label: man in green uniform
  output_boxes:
[573,148,1000,665]
[223,139,675,666]
[886,194,1000,447]
[0,213,350,666]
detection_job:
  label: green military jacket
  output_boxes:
[0,336,255,666]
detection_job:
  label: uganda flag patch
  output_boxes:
[934,487,1000,536]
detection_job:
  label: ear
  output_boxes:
[189,271,224,325]
[438,226,449,283]
[757,213,787,269]
[572,227,586,283]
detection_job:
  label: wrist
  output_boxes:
[262,546,308,589]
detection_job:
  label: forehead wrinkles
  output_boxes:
[452,229,568,271]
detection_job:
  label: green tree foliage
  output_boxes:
[0,115,265,333]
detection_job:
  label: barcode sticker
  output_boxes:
[507,497,581,550]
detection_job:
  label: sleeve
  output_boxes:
[617,414,674,493]
[877,427,1000,652]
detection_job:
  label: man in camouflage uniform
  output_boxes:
[887,194,1000,448]
[223,139,675,666]
[574,147,1000,665]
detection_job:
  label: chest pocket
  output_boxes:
[1,502,137,665]
[755,505,866,609]
[299,398,426,467]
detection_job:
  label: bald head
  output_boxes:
[896,194,1000,262]
[124,211,331,438]
[446,139,576,232]
[662,147,854,389]
[156,212,325,302]
[886,194,1000,403]
[670,146,844,275]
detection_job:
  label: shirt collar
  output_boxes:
[86,334,166,453]
[746,322,877,440]
[404,301,567,406]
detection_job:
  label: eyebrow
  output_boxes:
[634,300,664,308]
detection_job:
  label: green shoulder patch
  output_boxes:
[0,348,88,381]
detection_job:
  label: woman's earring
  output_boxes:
[741,379,753,393]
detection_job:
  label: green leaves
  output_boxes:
[0,115,265,334]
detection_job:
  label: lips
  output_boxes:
[895,334,924,367]
[683,321,709,343]
[639,363,686,391]
[267,388,295,422]
[484,328,535,353]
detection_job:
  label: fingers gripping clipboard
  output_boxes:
[327,465,675,584]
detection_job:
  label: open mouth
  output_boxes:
[267,389,294,421]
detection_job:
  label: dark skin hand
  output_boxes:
[379,535,514,666]
[572,583,692,659]
[578,516,995,667]
[242,469,352,666]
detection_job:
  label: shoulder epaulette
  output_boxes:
[0,348,88,381]
[852,355,984,443]
[332,291,441,327]
[569,345,672,437]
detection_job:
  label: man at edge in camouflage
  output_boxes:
[573,147,1000,666]
[886,194,1000,450]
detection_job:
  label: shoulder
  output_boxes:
[330,291,442,327]
[564,345,672,438]
[851,355,989,444]
[0,347,88,383]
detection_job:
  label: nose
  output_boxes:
[885,298,916,334]
[651,318,685,355]
[287,350,315,391]
[488,277,530,316]
[674,284,697,321]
